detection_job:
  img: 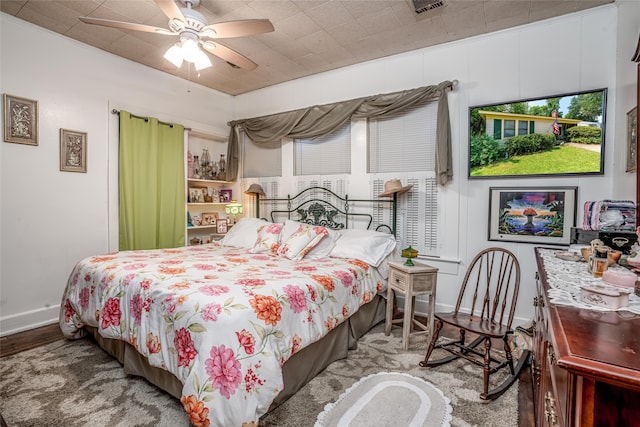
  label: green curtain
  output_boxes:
[226,80,455,185]
[119,111,185,250]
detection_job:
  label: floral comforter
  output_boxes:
[59,243,383,426]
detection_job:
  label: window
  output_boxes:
[368,102,439,255]
[518,120,529,135]
[504,120,515,137]
[242,132,281,178]
[294,123,351,175]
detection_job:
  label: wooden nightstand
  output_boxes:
[385,261,438,350]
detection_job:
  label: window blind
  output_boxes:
[368,102,439,255]
[294,123,351,176]
[368,102,437,173]
[242,133,282,178]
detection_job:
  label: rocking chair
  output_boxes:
[419,247,529,400]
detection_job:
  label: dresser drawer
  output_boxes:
[389,269,409,290]
[389,268,436,293]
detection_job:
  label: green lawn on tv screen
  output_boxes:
[470,145,601,177]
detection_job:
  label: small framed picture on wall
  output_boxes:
[60,129,87,172]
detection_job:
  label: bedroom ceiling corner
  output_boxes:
[1,0,614,96]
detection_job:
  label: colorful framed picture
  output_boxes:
[488,186,577,245]
[60,129,87,172]
[219,189,232,203]
[3,94,38,146]
[202,212,218,225]
[216,218,228,234]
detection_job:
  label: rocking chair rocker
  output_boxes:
[419,247,529,400]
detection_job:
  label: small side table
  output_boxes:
[385,261,438,350]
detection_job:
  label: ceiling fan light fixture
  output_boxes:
[194,50,212,71]
[181,37,200,63]
[164,44,184,67]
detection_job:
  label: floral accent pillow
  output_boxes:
[277,223,329,261]
[250,223,283,254]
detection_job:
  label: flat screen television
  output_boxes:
[468,88,607,179]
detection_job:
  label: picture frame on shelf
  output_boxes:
[188,187,207,203]
[219,189,232,203]
[202,212,218,225]
[216,218,228,234]
[626,106,637,172]
[59,128,87,173]
[488,186,577,245]
[3,94,38,146]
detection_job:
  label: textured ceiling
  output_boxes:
[1,0,614,95]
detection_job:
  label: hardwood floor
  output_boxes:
[1,321,535,426]
[0,323,65,358]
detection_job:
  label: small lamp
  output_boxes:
[225,200,243,226]
[245,184,265,217]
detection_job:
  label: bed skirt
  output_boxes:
[84,294,386,411]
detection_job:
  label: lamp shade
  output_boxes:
[163,44,183,67]
[225,201,243,216]
[244,184,265,195]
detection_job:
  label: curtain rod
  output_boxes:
[111,109,191,131]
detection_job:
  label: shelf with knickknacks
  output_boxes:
[186,142,230,245]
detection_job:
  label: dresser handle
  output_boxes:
[545,391,558,425]
[547,343,556,366]
[534,296,545,307]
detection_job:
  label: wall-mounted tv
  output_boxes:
[469,88,607,179]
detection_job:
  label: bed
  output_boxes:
[59,187,398,426]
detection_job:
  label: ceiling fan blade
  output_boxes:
[154,0,185,21]
[201,41,258,70]
[79,16,174,35]
[201,19,274,39]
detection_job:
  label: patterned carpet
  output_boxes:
[0,322,519,427]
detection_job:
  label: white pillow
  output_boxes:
[305,228,341,259]
[279,219,303,242]
[219,217,268,248]
[329,229,397,267]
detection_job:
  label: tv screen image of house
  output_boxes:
[469,88,607,178]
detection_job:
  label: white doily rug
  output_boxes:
[315,372,452,427]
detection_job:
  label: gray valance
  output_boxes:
[226,80,455,185]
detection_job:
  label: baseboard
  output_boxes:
[0,305,60,337]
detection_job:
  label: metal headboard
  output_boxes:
[252,186,397,236]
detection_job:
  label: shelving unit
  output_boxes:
[186,132,232,245]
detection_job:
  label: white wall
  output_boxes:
[0,13,234,336]
[232,3,639,324]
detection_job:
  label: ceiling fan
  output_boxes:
[79,0,274,71]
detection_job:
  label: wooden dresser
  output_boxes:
[533,247,640,426]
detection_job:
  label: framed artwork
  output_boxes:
[60,129,87,172]
[469,88,607,179]
[202,212,218,225]
[488,186,577,245]
[3,94,38,146]
[626,106,637,173]
[188,187,207,203]
[216,218,228,234]
[219,189,232,203]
